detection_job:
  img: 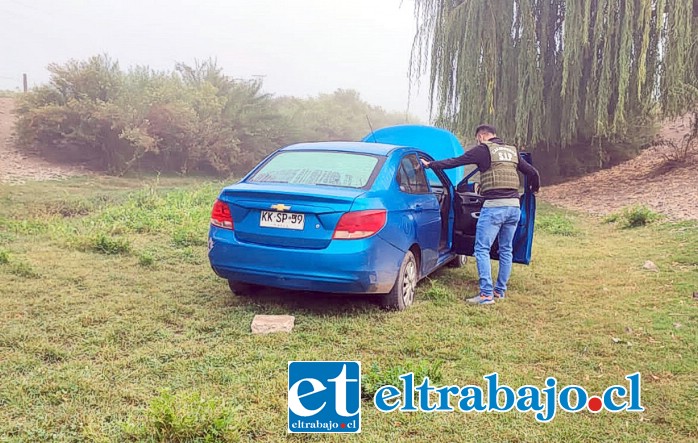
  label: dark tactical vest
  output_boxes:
[480,141,520,193]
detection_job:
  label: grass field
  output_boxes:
[0,176,696,442]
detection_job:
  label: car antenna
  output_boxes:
[366,115,378,142]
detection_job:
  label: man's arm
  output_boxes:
[421,146,485,170]
[517,155,540,192]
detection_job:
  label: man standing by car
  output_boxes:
[421,125,540,305]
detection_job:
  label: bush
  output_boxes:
[621,206,662,228]
[9,261,41,278]
[79,233,131,255]
[45,199,97,217]
[15,55,416,176]
[124,390,235,442]
[649,111,698,166]
[604,206,662,229]
[138,251,156,268]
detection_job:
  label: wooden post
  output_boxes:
[23,73,28,92]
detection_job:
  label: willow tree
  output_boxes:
[411,0,698,174]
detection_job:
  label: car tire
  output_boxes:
[447,254,467,268]
[228,280,260,296]
[382,251,418,311]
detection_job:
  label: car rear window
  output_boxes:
[249,151,380,188]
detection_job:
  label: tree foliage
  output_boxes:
[15,55,414,176]
[411,0,698,178]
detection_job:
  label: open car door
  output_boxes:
[452,152,536,265]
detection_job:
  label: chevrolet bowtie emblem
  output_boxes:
[270,203,291,212]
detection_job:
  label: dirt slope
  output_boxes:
[542,115,698,221]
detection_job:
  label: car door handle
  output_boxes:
[413,204,423,213]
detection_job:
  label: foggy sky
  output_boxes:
[0,0,432,121]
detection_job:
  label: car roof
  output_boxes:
[279,141,405,156]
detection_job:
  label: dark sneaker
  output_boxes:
[494,290,505,299]
[466,294,494,305]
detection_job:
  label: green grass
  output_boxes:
[420,280,457,305]
[362,360,444,400]
[0,179,696,442]
[536,210,581,236]
[7,260,41,278]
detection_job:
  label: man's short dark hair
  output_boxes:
[475,124,497,136]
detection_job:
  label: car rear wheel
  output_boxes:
[447,254,467,268]
[228,280,261,296]
[382,251,418,311]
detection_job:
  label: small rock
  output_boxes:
[693,292,698,301]
[673,323,682,329]
[251,315,295,334]
[643,260,659,272]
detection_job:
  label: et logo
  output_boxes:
[287,361,361,433]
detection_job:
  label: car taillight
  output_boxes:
[333,210,387,240]
[211,199,234,229]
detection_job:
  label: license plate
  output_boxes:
[260,211,305,230]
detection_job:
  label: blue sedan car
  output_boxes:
[208,125,536,310]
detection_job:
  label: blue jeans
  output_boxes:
[474,206,521,296]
